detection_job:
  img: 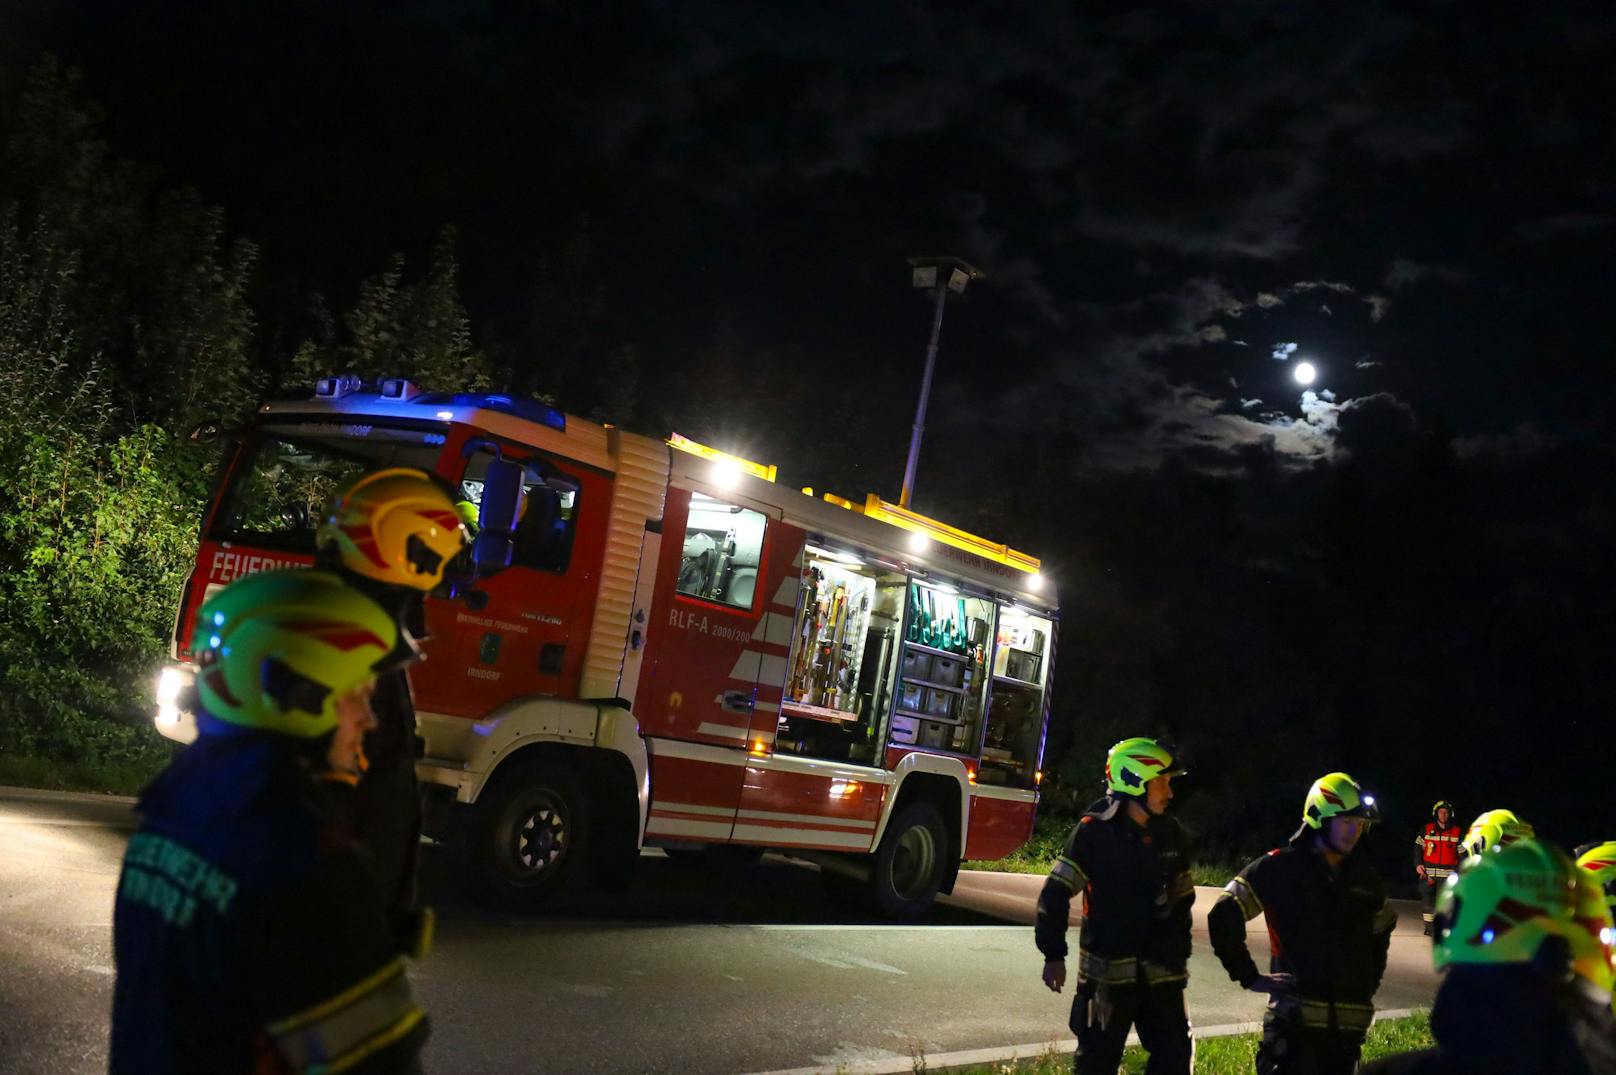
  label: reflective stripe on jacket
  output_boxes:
[1034,795,1195,978]
[1207,832,1396,1028]
[1413,823,1462,871]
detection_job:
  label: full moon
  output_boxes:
[1293,361,1317,386]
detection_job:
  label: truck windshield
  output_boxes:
[211,421,448,553]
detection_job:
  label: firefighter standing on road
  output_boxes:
[1413,800,1461,935]
[110,570,429,1073]
[1035,737,1195,1075]
[1208,772,1398,1075]
[1359,839,1616,1075]
[317,468,469,942]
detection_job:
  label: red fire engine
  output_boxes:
[154,377,1058,917]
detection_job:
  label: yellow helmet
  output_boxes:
[317,468,469,591]
[1103,737,1185,797]
[1577,842,1616,919]
[1461,809,1535,862]
[193,569,404,739]
[1434,839,1616,996]
[1302,772,1380,829]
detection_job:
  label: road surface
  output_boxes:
[0,786,1439,1074]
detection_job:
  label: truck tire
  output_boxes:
[464,758,590,909]
[870,801,947,920]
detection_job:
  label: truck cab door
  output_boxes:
[636,487,778,844]
[412,446,607,716]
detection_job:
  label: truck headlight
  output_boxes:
[156,666,188,708]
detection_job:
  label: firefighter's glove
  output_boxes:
[394,906,436,961]
[1246,973,1295,996]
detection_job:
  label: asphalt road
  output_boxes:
[0,786,1440,1074]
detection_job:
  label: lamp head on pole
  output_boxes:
[908,255,984,297]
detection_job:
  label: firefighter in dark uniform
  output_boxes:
[1208,772,1397,1075]
[1413,800,1461,935]
[1035,737,1195,1075]
[316,468,468,942]
[110,569,430,1073]
[1360,838,1616,1075]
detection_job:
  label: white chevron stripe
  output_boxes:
[654,802,736,817]
[646,818,733,840]
[754,653,788,687]
[729,650,764,681]
[736,808,877,831]
[729,823,873,850]
[752,612,795,646]
[696,721,749,740]
[649,738,748,766]
[771,578,800,608]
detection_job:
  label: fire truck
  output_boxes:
[154,377,1059,918]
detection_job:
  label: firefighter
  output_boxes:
[316,468,469,941]
[1359,839,1616,1075]
[1208,772,1397,1075]
[1035,736,1194,1075]
[1576,842,1616,919]
[1413,800,1461,935]
[1459,807,1534,863]
[110,569,430,1073]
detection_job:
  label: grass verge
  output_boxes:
[964,814,1242,888]
[923,1011,1430,1074]
[0,752,167,796]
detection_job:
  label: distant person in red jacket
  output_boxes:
[1413,800,1461,936]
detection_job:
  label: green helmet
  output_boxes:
[1434,839,1616,995]
[1461,809,1535,862]
[1576,842,1616,919]
[192,569,405,739]
[1103,737,1185,797]
[1302,772,1381,829]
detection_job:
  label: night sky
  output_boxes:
[7,2,1613,850]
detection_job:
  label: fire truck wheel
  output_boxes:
[466,758,591,908]
[870,801,947,920]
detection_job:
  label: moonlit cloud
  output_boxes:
[1271,341,1298,361]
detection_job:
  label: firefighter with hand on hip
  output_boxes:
[1208,772,1397,1075]
[110,570,430,1074]
[1360,838,1616,1075]
[1413,800,1461,935]
[316,468,469,944]
[1035,737,1195,1075]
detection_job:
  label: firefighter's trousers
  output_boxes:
[352,742,423,928]
[1255,1001,1368,1075]
[1068,976,1191,1075]
[1418,869,1451,927]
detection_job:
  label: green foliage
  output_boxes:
[0,60,494,774]
[288,225,492,392]
[933,1013,1431,1073]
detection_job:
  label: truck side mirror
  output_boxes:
[472,457,525,574]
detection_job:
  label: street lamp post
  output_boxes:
[900,256,982,508]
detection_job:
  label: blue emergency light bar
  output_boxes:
[311,376,567,433]
[417,392,567,432]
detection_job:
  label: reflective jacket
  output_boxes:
[1412,821,1462,879]
[1208,831,1396,1033]
[1034,795,1195,985]
[110,720,428,1074]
